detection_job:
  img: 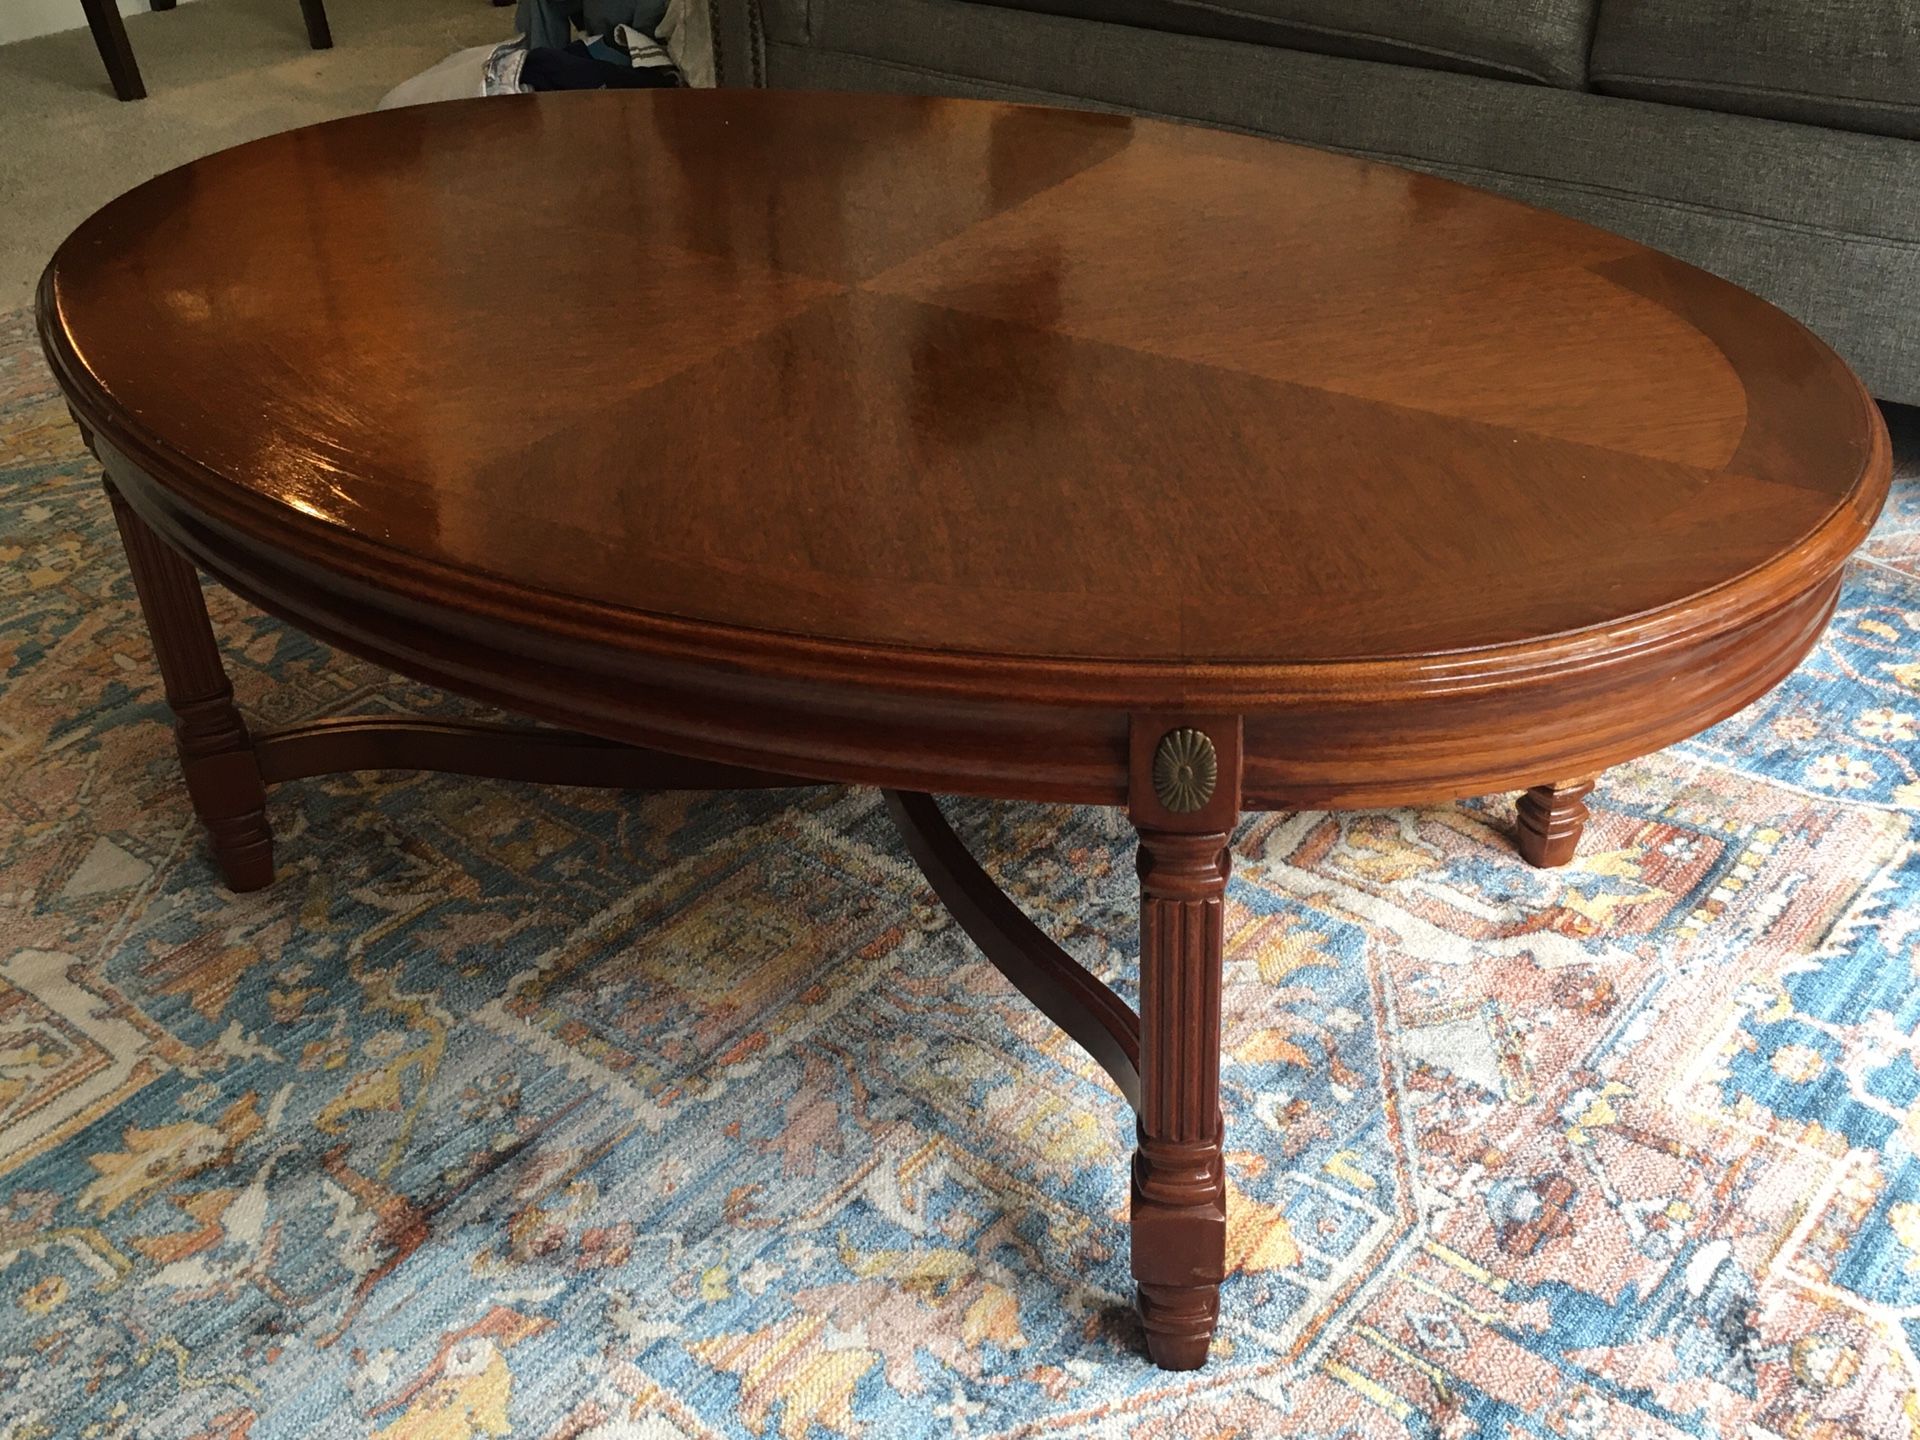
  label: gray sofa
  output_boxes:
[704,0,1920,405]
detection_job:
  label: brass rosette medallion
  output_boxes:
[1151,728,1218,813]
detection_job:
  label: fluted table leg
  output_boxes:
[1128,715,1241,1370]
[106,482,274,890]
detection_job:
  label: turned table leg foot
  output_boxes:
[1129,716,1240,1370]
[1516,776,1595,869]
[106,482,275,891]
[1136,1274,1221,1371]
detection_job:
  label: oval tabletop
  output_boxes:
[41,90,1889,666]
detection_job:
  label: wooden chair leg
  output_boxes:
[299,0,333,50]
[80,0,146,101]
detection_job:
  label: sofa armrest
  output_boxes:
[702,0,771,85]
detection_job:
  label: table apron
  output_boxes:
[105,452,1845,814]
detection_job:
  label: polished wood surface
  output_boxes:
[40,91,1892,1369]
[42,91,1891,816]
[42,90,1882,666]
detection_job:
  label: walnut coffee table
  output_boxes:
[38,90,1890,1369]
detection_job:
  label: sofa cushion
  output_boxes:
[949,0,1599,86]
[1592,0,1920,140]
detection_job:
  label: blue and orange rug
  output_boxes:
[3,303,1920,1437]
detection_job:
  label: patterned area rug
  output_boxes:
[3,303,1920,1440]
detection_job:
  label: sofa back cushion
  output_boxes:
[1592,0,1920,139]
[958,0,1599,86]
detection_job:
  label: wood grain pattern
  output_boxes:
[38,92,1885,672]
[39,91,1894,1369]
[38,92,1889,818]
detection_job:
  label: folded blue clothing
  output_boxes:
[485,20,678,93]
[514,0,669,50]
[522,38,680,89]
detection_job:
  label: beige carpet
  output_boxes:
[0,0,507,312]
